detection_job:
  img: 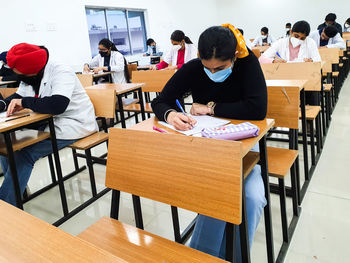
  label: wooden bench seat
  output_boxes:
[69,132,109,151]
[299,105,321,120]
[78,217,226,263]
[267,147,298,179]
[0,130,50,155]
[323,84,333,92]
[123,103,153,113]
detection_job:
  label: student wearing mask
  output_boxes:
[252,27,276,47]
[285,23,292,37]
[259,20,321,63]
[0,43,98,206]
[152,30,197,70]
[144,38,163,57]
[309,25,346,49]
[0,51,19,84]
[84,38,130,84]
[317,13,343,36]
[151,24,267,261]
[344,18,350,32]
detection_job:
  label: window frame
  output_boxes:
[85,6,148,56]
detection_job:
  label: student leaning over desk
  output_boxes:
[259,20,321,64]
[252,27,276,47]
[309,25,346,50]
[151,30,197,70]
[152,24,267,262]
[84,38,131,84]
[0,43,98,206]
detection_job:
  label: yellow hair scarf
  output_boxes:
[221,23,249,58]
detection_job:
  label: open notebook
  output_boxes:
[159,115,230,136]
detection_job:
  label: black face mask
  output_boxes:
[99,51,109,57]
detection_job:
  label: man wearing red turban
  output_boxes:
[0,43,98,206]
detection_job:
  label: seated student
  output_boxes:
[309,25,346,49]
[144,38,163,57]
[151,24,267,261]
[151,30,197,70]
[238,28,253,50]
[259,20,321,63]
[0,51,19,84]
[0,43,98,206]
[317,13,343,36]
[84,38,130,84]
[284,23,292,37]
[252,27,276,47]
[344,18,350,32]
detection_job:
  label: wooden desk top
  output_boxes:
[0,111,52,133]
[85,83,145,95]
[266,79,308,91]
[0,80,16,86]
[253,45,270,53]
[130,117,275,157]
[93,71,112,78]
[0,201,126,263]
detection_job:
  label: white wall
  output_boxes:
[216,0,350,41]
[1,0,219,71]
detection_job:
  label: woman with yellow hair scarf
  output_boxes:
[152,24,267,261]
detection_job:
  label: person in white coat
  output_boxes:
[238,28,253,50]
[259,21,321,64]
[252,27,276,47]
[152,30,197,70]
[343,18,350,33]
[84,38,130,83]
[309,25,346,49]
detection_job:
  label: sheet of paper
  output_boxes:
[0,112,30,123]
[159,115,230,136]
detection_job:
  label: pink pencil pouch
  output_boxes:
[201,122,259,141]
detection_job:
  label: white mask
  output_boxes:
[345,24,350,28]
[290,37,304,48]
[172,45,182,51]
[285,28,291,32]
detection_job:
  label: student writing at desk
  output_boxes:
[83,39,130,83]
[151,30,197,70]
[252,27,276,47]
[259,20,321,63]
[0,51,19,85]
[309,25,346,49]
[344,18,350,33]
[152,24,267,261]
[144,38,163,57]
[0,43,98,206]
[317,13,343,37]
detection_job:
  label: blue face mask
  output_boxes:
[203,65,233,83]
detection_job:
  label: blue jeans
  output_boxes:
[0,139,76,205]
[189,145,267,261]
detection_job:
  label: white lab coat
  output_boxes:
[88,51,126,83]
[244,37,253,50]
[163,43,197,66]
[309,30,346,49]
[252,35,276,47]
[261,37,321,62]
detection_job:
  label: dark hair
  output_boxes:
[0,51,7,63]
[171,30,193,44]
[198,26,237,61]
[146,38,155,46]
[325,13,336,22]
[238,28,244,36]
[261,27,269,34]
[324,25,338,38]
[345,18,350,25]
[292,20,311,36]
[286,23,292,27]
[98,38,130,83]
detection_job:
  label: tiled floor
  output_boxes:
[1,77,349,262]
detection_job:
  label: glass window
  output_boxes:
[127,11,147,54]
[85,9,108,57]
[106,10,131,55]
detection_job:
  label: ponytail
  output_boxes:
[184,36,193,44]
[99,38,130,83]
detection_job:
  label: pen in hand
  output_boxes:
[175,99,194,128]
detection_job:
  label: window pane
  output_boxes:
[106,10,131,55]
[85,9,108,57]
[128,11,147,54]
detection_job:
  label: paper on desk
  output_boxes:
[0,112,29,123]
[287,59,305,63]
[159,115,230,136]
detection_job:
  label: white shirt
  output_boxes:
[309,30,346,49]
[252,35,276,47]
[89,51,126,84]
[163,43,197,66]
[16,61,98,140]
[261,37,321,62]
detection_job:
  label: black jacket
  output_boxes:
[317,22,343,37]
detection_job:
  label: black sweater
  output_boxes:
[151,51,267,121]
[0,65,19,82]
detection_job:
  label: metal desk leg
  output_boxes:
[137,88,146,121]
[3,133,23,209]
[240,172,251,263]
[259,136,275,263]
[48,118,69,216]
[117,95,126,128]
[300,90,309,181]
